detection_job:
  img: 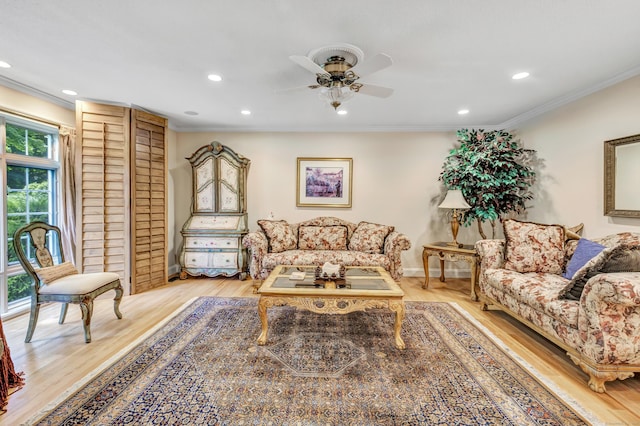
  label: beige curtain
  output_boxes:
[59,127,77,262]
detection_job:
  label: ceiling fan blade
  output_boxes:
[289,55,330,77]
[352,83,394,98]
[352,53,392,78]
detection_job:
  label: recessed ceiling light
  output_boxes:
[0,61,11,68]
[62,89,77,96]
[240,110,251,115]
[512,72,530,80]
[457,109,469,115]
[207,74,223,82]
[184,111,199,116]
[337,110,348,115]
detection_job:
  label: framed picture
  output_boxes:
[296,157,353,208]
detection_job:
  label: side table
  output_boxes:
[422,242,479,300]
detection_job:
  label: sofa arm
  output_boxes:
[579,272,640,365]
[242,231,268,280]
[384,232,412,280]
[475,239,506,271]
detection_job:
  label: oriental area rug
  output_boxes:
[29,297,598,425]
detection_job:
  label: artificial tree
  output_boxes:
[439,129,536,239]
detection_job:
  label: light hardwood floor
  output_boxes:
[1,276,639,425]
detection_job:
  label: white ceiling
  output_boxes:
[2,0,640,132]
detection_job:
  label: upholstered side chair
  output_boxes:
[13,221,123,343]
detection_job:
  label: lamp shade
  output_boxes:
[438,189,471,209]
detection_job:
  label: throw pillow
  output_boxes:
[600,248,640,273]
[503,219,565,274]
[257,220,297,253]
[565,223,584,240]
[35,261,79,284]
[298,226,348,250]
[348,221,394,254]
[559,244,627,300]
[562,238,606,279]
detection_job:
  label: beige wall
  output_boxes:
[169,75,640,277]
[170,132,462,276]
[519,74,640,238]
[4,73,640,280]
[0,85,75,127]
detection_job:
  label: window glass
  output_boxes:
[5,122,53,158]
[7,164,53,246]
[8,273,32,304]
[2,117,59,309]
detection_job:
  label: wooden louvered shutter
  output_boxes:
[76,102,130,283]
[130,110,167,294]
[76,102,168,295]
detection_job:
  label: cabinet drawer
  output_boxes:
[184,252,211,268]
[212,252,237,268]
[185,237,238,249]
[183,251,238,268]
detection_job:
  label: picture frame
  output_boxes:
[296,157,353,208]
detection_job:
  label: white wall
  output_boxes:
[519,74,640,237]
[170,132,464,276]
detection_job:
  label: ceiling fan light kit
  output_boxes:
[288,43,393,110]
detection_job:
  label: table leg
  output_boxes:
[389,301,406,350]
[422,250,430,289]
[439,257,446,282]
[470,259,478,301]
[257,297,269,345]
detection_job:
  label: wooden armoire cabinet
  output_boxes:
[76,101,168,295]
[179,142,250,280]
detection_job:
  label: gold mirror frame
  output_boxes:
[604,133,640,217]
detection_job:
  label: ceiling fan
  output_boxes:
[287,43,394,110]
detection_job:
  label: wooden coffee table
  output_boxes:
[256,265,406,349]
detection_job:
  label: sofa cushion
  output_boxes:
[560,244,636,300]
[480,270,581,349]
[594,232,640,249]
[503,219,565,274]
[562,238,606,279]
[257,220,297,253]
[38,272,120,294]
[261,250,390,273]
[298,225,348,250]
[348,221,394,254]
[35,261,79,284]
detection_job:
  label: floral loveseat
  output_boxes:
[242,217,411,285]
[476,219,640,392]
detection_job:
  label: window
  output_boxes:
[1,115,60,314]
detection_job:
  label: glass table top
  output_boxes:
[259,265,403,295]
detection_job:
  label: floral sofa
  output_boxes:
[476,219,640,392]
[242,217,411,285]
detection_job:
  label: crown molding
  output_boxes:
[498,65,640,130]
[0,75,74,110]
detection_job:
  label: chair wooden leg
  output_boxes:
[58,303,69,324]
[113,285,123,319]
[79,300,93,343]
[25,301,41,343]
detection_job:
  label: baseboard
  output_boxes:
[168,263,181,276]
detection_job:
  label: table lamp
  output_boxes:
[438,189,471,248]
